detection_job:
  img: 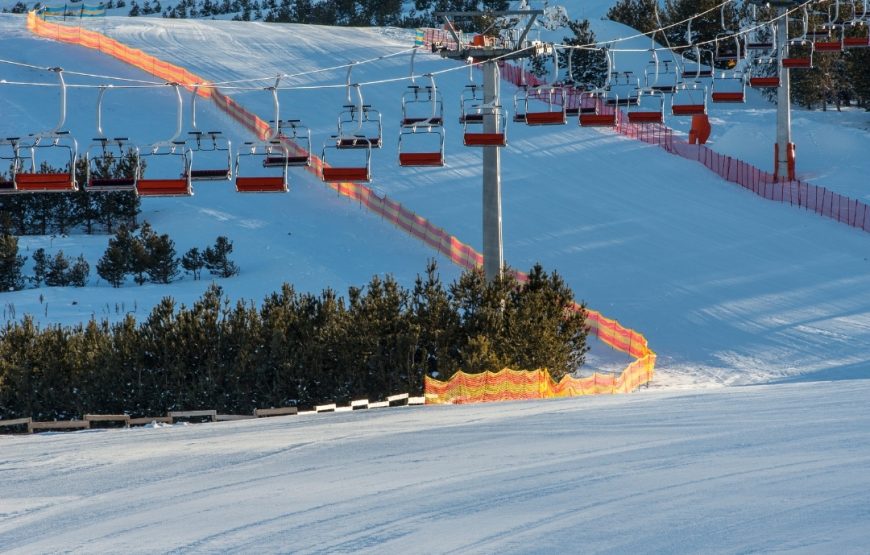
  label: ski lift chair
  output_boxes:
[459,83,485,124]
[578,89,617,126]
[681,47,714,81]
[85,86,139,192]
[780,42,814,69]
[626,88,665,124]
[747,57,781,88]
[463,102,507,147]
[234,79,289,193]
[398,74,446,167]
[671,82,707,116]
[524,49,567,126]
[524,85,567,125]
[14,68,78,193]
[185,85,232,182]
[711,69,746,103]
[844,1,870,47]
[336,83,382,149]
[135,83,193,197]
[321,138,372,182]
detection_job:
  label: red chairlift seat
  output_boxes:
[711,91,745,102]
[463,132,506,147]
[399,152,444,167]
[844,35,870,48]
[188,168,231,180]
[524,111,567,125]
[322,166,370,182]
[579,113,617,126]
[812,39,843,52]
[235,176,288,193]
[749,76,781,88]
[626,111,663,124]
[136,177,192,197]
[14,172,76,192]
[672,104,706,116]
[87,176,137,190]
[781,56,813,68]
[263,154,309,167]
[336,136,381,149]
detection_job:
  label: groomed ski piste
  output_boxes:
[1,0,869,551]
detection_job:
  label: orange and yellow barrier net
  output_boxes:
[27,14,656,403]
[425,363,654,404]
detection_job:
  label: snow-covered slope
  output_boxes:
[1,381,869,553]
[1,6,869,387]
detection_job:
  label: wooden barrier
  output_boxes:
[315,403,336,413]
[84,414,130,427]
[168,410,217,423]
[216,414,256,421]
[30,420,90,432]
[388,393,409,406]
[369,401,389,409]
[408,396,426,406]
[0,417,33,434]
[129,416,173,426]
[351,399,369,410]
[254,407,299,417]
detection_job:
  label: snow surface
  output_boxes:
[2,381,870,553]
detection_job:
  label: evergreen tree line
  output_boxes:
[0,234,90,291]
[96,224,238,287]
[0,262,590,420]
[607,0,870,110]
[0,152,141,237]
[0,223,237,291]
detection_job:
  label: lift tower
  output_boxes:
[748,0,803,181]
[434,10,546,281]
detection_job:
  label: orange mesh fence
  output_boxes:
[28,15,656,402]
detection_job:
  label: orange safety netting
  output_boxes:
[27,14,656,403]
[425,360,655,404]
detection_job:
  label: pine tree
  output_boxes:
[204,236,239,278]
[561,19,608,87]
[31,248,49,287]
[606,0,658,34]
[45,250,72,287]
[145,232,179,284]
[181,247,205,280]
[0,234,26,291]
[410,260,457,382]
[96,243,128,287]
[68,255,90,287]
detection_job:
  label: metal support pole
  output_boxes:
[482,60,503,281]
[775,6,793,180]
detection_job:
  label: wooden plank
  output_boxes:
[315,403,336,413]
[168,410,217,422]
[0,417,33,427]
[254,407,298,418]
[30,420,90,431]
[369,401,389,409]
[84,414,131,427]
[351,399,369,410]
[388,393,409,406]
[129,416,173,426]
[408,396,426,406]
[0,417,33,434]
[216,414,256,422]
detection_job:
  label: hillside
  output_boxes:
[3,11,869,387]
